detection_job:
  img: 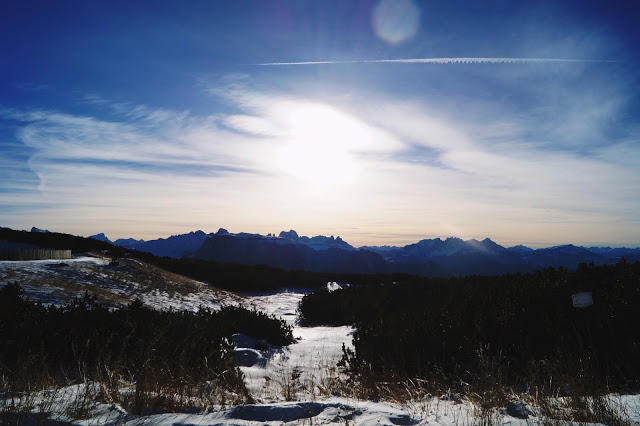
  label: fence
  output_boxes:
[0,249,72,261]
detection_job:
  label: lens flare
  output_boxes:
[372,0,420,44]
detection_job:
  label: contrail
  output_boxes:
[258,57,616,66]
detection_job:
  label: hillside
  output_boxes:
[0,254,243,311]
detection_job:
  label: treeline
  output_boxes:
[298,260,640,396]
[0,228,400,292]
[0,283,294,412]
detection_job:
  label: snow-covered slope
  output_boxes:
[0,254,242,310]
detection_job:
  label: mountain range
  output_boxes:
[85,229,640,277]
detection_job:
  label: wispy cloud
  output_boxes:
[5,107,266,172]
[0,101,282,236]
[258,57,617,66]
[2,76,638,246]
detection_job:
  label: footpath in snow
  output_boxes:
[237,288,354,402]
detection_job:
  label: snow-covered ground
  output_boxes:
[1,384,479,425]
[2,259,639,424]
[0,254,243,310]
[237,289,354,402]
[5,382,640,425]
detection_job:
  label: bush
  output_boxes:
[0,284,294,412]
[299,260,640,396]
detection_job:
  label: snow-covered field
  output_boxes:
[236,289,354,402]
[2,258,639,425]
[0,254,243,310]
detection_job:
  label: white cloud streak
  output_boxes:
[258,57,617,66]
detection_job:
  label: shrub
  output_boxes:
[299,260,640,397]
[0,284,294,412]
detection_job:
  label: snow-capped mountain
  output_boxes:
[364,237,507,262]
[82,228,640,276]
[278,229,355,251]
[361,237,640,276]
[194,231,382,274]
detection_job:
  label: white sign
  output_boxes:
[572,292,593,308]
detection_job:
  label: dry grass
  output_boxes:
[1,374,252,423]
[534,393,633,425]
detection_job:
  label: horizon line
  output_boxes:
[5,226,638,250]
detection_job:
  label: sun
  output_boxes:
[275,102,365,185]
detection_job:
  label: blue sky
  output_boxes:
[1,0,639,247]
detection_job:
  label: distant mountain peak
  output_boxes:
[279,230,299,241]
[89,233,112,243]
[508,244,534,252]
[31,227,50,233]
[542,244,592,254]
[479,238,502,249]
[113,237,145,249]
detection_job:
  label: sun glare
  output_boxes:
[275,103,366,185]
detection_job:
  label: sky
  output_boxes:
[1,0,639,248]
